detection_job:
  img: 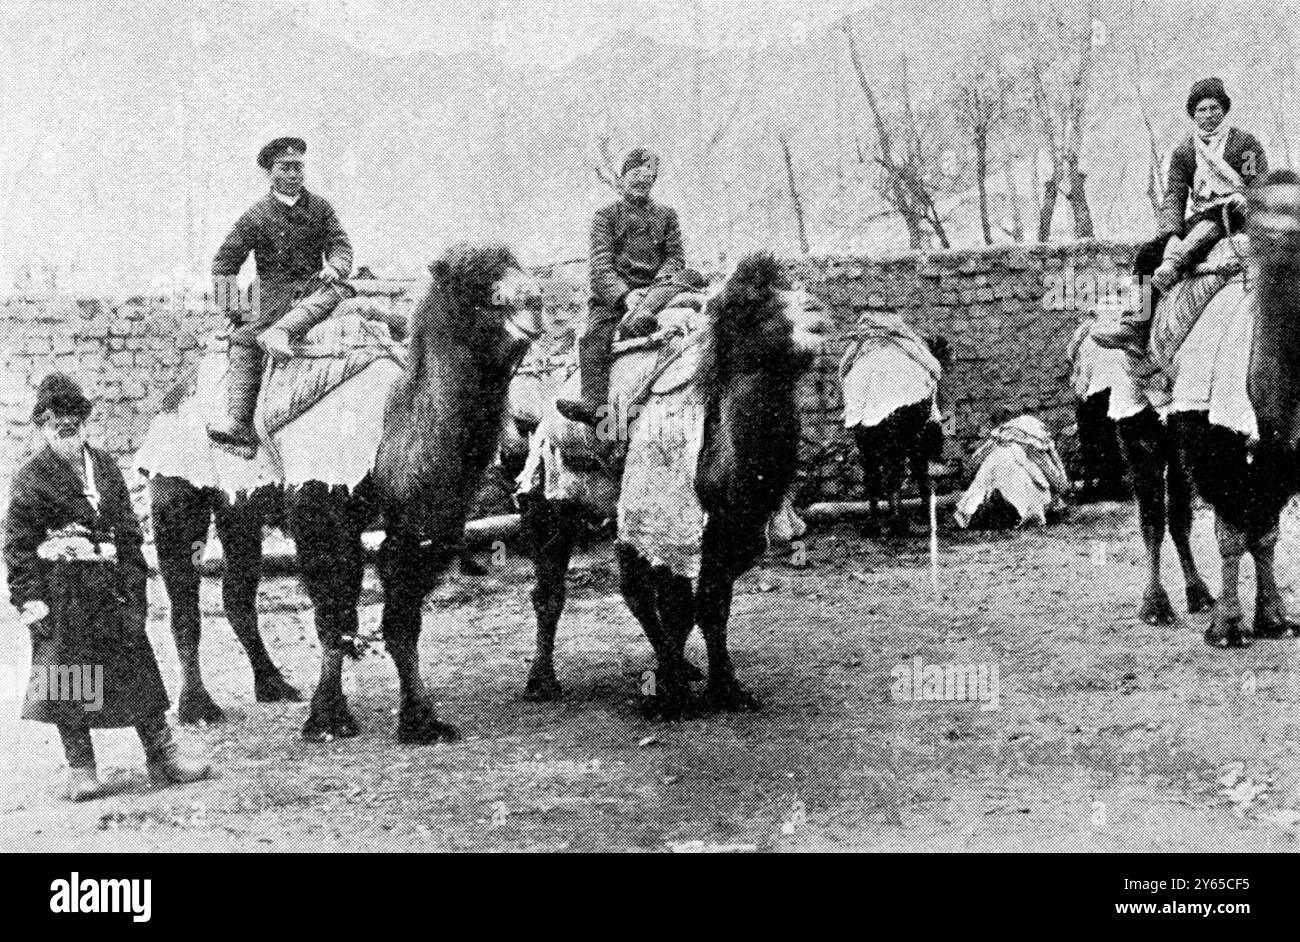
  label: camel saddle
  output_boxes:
[1148,234,1249,373]
[256,300,405,438]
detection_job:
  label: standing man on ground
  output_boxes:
[207,137,354,454]
[557,148,685,428]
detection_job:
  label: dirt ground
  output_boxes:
[2,500,1299,852]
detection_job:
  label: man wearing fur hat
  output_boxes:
[5,374,211,800]
[557,148,686,428]
[1094,78,1267,356]
[207,137,354,453]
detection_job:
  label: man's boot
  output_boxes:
[207,342,262,454]
[557,314,616,428]
[57,724,102,801]
[139,717,211,788]
[66,766,103,802]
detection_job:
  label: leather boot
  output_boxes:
[207,341,262,454]
[65,766,103,802]
[1152,219,1223,292]
[139,718,211,788]
[557,309,618,427]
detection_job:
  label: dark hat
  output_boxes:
[31,372,91,422]
[1187,78,1230,116]
[621,147,659,176]
[257,136,307,170]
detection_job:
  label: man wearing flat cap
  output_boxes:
[1094,78,1267,356]
[557,148,685,427]
[207,137,354,452]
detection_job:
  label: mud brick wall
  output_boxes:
[789,241,1136,503]
[0,291,220,518]
[0,241,1134,515]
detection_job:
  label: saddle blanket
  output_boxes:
[954,416,1069,528]
[616,383,709,581]
[135,311,403,493]
[840,312,941,429]
[1107,237,1257,438]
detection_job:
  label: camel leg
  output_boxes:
[288,482,360,740]
[213,488,300,703]
[616,545,698,715]
[521,495,579,700]
[695,525,760,713]
[1208,514,1249,648]
[1165,446,1214,614]
[150,475,226,724]
[656,571,703,680]
[1249,521,1296,638]
[1117,412,1177,625]
[379,532,459,744]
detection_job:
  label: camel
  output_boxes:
[1110,170,1300,646]
[516,254,826,717]
[842,331,950,536]
[138,244,542,739]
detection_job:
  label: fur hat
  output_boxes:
[1187,78,1230,116]
[257,136,307,170]
[620,147,659,175]
[31,372,91,422]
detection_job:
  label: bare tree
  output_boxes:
[1133,78,1166,221]
[953,55,1012,245]
[840,17,950,248]
[777,133,810,254]
[1024,8,1097,240]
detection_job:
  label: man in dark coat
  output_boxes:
[5,374,210,800]
[1094,78,1267,355]
[207,137,354,453]
[557,148,685,427]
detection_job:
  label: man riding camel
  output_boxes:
[207,137,354,454]
[557,147,686,428]
[1093,78,1267,357]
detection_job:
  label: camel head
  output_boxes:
[1246,170,1300,450]
[414,243,543,376]
[697,253,828,393]
[694,253,828,519]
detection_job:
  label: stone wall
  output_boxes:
[0,241,1134,515]
[789,241,1135,502]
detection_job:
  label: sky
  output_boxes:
[256,0,863,64]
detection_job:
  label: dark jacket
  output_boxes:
[589,196,685,307]
[212,190,353,287]
[4,445,169,726]
[1160,128,1268,236]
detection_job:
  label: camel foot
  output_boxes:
[176,685,225,725]
[523,668,563,701]
[1138,587,1176,626]
[254,672,302,703]
[1186,581,1215,615]
[302,693,359,742]
[638,672,694,721]
[702,678,762,713]
[397,697,460,745]
[1205,616,1250,649]
[1252,613,1300,640]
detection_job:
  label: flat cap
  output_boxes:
[257,136,307,170]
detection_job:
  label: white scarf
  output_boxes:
[1191,125,1244,213]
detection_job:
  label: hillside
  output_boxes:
[0,0,1297,292]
